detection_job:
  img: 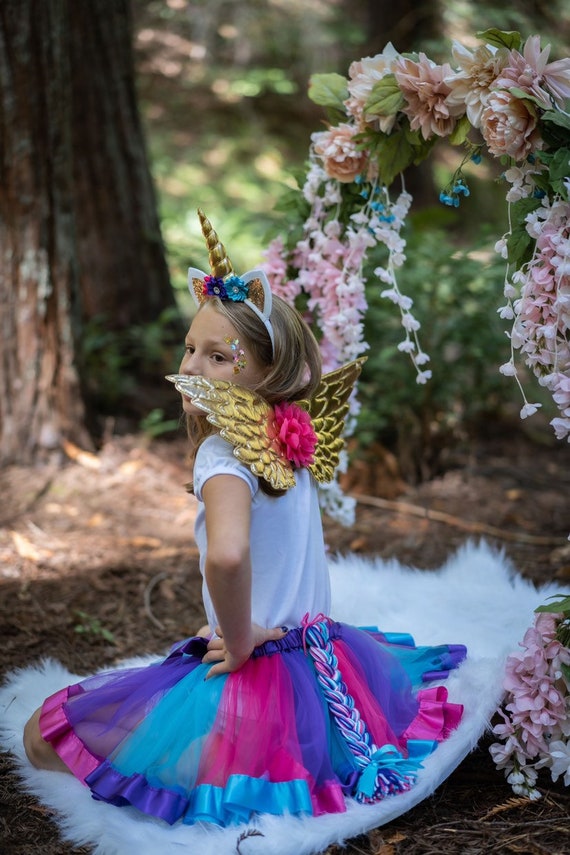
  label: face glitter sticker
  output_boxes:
[224,337,247,374]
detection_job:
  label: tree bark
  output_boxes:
[0,0,87,462]
[0,0,180,465]
[68,1,173,327]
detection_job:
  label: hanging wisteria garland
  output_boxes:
[489,596,570,798]
[262,28,570,509]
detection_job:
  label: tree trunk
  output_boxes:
[362,0,441,56]
[359,0,443,208]
[68,1,173,327]
[0,0,180,465]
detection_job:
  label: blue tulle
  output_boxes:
[185,774,314,826]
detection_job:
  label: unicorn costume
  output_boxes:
[37,212,467,827]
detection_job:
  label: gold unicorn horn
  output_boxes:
[198,209,234,280]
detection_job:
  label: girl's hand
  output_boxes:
[195,623,211,638]
[202,623,288,679]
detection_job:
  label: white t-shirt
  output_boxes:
[193,433,331,631]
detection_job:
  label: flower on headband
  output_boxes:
[203,276,227,299]
[274,402,318,468]
[203,274,250,303]
[223,275,249,302]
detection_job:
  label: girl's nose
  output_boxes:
[180,351,197,376]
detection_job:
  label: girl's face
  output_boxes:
[178,302,267,414]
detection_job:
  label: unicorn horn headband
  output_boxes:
[188,209,275,352]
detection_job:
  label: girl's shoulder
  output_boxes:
[194,434,258,499]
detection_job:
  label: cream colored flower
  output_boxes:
[312,125,369,183]
[480,89,543,161]
[445,41,509,128]
[345,43,402,133]
[394,53,465,140]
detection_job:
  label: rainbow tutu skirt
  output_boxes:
[39,619,466,827]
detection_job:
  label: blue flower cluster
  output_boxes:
[439,179,470,208]
[203,274,249,302]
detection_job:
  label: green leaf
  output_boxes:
[535,594,570,615]
[548,148,570,182]
[506,227,531,267]
[374,130,414,187]
[476,28,521,51]
[506,87,541,113]
[505,197,541,266]
[364,74,404,118]
[542,109,570,132]
[448,115,472,146]
[308,73,348,111]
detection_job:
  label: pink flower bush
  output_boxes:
[273,402,318,468]
[500,196,570,438]
[489,603,570,798]
[263,28,570,454]
[261,30,570,524]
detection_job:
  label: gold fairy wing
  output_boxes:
[300,357,366,484]
[166,374,296,490]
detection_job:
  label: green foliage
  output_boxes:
[535,595,570,648]
[81,307,182,412]
[308,73,348,111]
[133,0,568,471]
[364,75,404,117]
[475,28,522,50]
[356,220,555,476]
[140,408,181,438]
[73,610,116,644]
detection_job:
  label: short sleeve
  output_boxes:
[193,434,258,501]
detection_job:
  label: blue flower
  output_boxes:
[223,275,249,302]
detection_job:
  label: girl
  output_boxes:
[23,211,466,827]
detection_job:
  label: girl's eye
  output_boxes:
[212,353,225,363]
[185,345,194,354]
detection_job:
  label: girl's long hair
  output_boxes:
[184,294,322,496]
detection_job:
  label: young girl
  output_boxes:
[23,211,467,828]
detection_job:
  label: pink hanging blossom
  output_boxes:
[490,605,570,799]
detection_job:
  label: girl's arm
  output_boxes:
[200,473,288,678]
[201,473,254,676]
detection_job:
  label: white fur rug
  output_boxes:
[1,541,566,855]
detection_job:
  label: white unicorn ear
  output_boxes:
[187,267,209,306]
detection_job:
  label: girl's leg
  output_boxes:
[23,707,71,773]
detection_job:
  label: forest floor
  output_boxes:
[1,430,570,854]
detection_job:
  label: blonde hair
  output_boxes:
[185,295,322,494]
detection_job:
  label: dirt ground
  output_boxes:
[1,430,570,854]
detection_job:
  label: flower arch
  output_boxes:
[262,28,570,511]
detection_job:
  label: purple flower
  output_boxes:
[203,275,227,299]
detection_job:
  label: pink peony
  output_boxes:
[393,53,465,140]
[480,88,543,160]
[312,124,369,183]
[273,402,318,468]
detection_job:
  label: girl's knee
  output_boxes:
[23,708,44,767]
[23,707,67,772]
